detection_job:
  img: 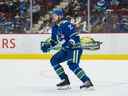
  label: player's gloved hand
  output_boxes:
[67,39,76,48]
[41,41,51,53]
[66,39,81,49]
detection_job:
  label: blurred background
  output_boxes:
[0,0,30,34]
[0,0,128,34]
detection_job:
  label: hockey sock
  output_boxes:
[53,64,66,80]
[74,67,90,83]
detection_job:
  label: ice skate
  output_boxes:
[56,75,71,90]
[80,80,94,89]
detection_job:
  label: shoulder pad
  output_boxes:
[59,20,69,25]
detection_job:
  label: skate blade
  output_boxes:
[81,86,95,91]
[57,85,71,90]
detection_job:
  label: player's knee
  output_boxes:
[68,63,79,71]
[50,56,58,66]
[50,57,55,65]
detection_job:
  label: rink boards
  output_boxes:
[0,33,128,60]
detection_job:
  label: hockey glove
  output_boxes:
[66,39,81,49]
[68,39,75,48]
[41,41,51,53]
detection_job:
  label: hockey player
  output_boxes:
[41,8,93,90]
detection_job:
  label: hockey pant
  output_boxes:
[50,48,90,83]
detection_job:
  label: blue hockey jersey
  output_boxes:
[51,19,81,49]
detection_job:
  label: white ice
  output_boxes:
[0,60,128,96]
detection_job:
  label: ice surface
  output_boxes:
[0,60,128,96]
